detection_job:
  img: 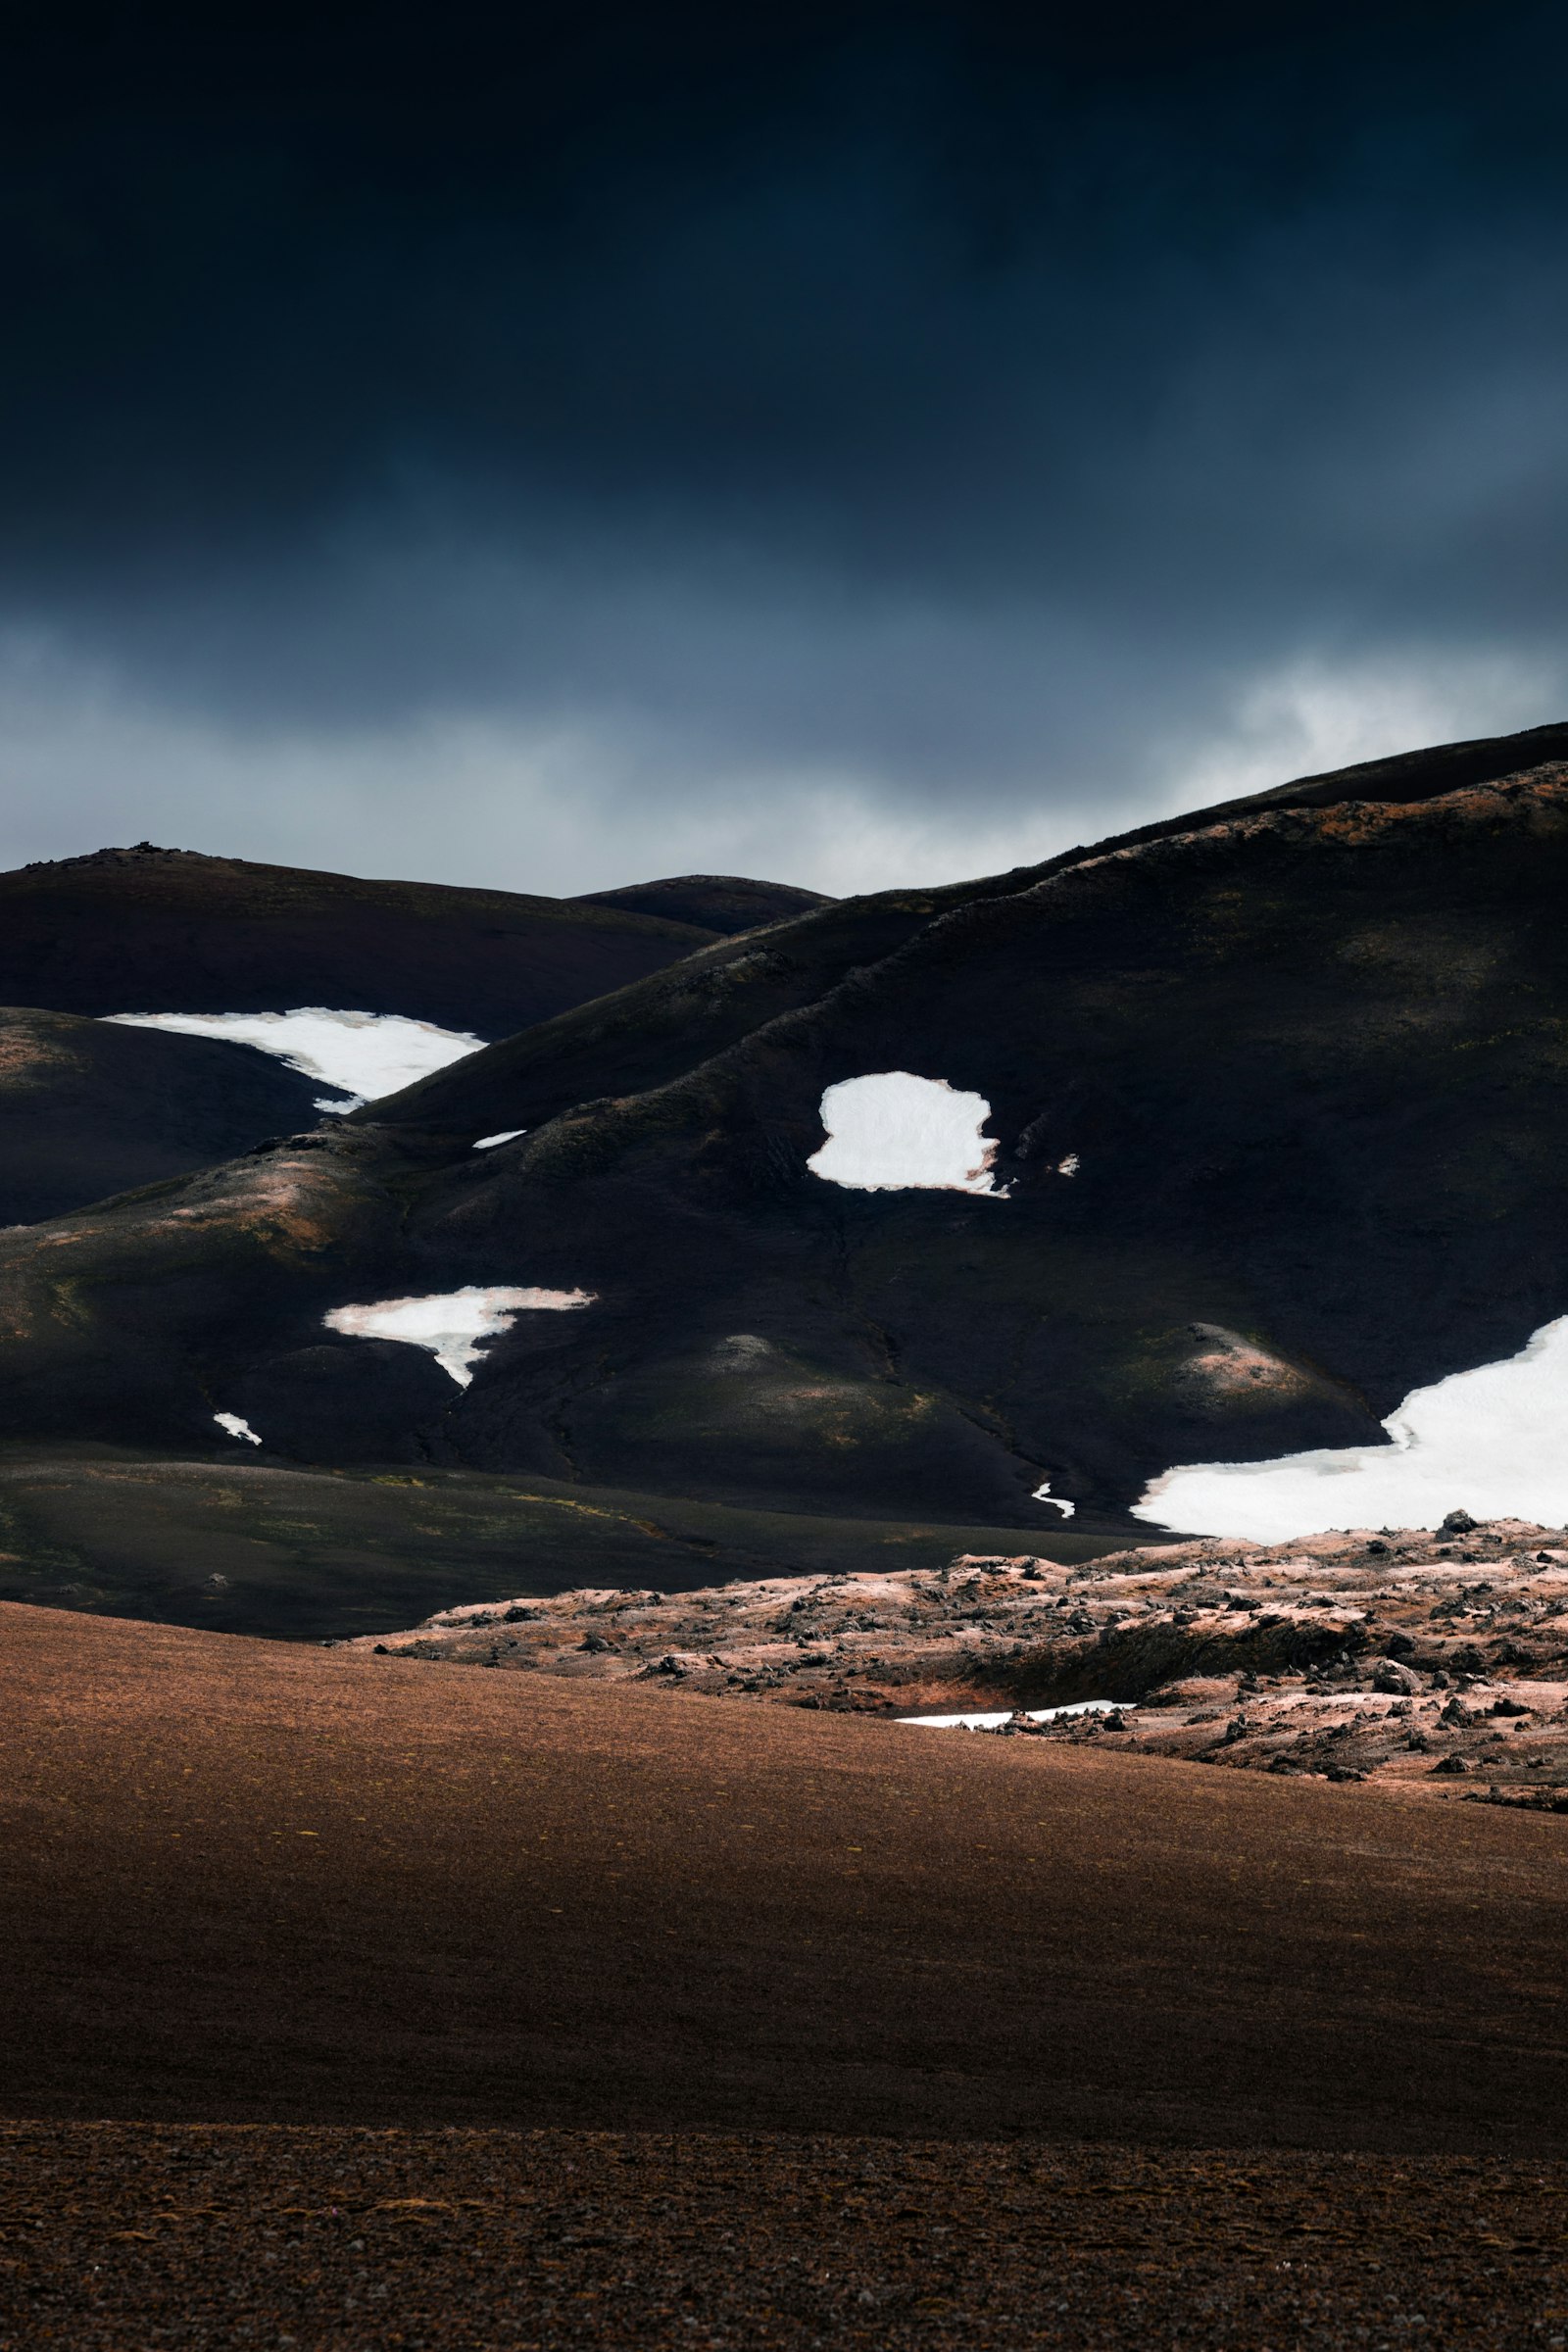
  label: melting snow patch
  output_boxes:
[1032,1483,1075,1517]
[214,1412,262,1446]
[1056,1153,1080,1177]
[105,1009,484,1112]
[808,1072,1003,1194]
[1135,1312,1568,1543]
[898,1700,1120,1731]
[473,1129,525,1151]
[323,1284,593,1387]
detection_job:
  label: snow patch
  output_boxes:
[214,1411,261,1446]
[808,1072,1003,1194]
[473,1129,526,1151]
[323,1283,593,1387]
[1135,1312,1568,1543]
[898,1700,1120,1730]
[1032,1483,1075,1517]
[105,1008,484,1111]
[1056,1152,1080,1177]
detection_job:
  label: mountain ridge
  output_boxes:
[1,722,1564,1627]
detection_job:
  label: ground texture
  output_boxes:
[6,1598,1568,2345]
[5,2126,1568,2349]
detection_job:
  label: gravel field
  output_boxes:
[4,2126,1568,2350]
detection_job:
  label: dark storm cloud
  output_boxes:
[3,0,1568,888]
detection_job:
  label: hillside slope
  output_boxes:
[0,725,1563,1581]
[0,1007,321,1224]
[3,1598,1565,2149]
[0,845,825,1226]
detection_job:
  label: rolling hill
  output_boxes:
[0,844,817,1224]
[0,722,1565,1625]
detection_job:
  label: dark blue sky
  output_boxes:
[4,0,1566,892]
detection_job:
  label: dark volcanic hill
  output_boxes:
[0,842,716,1034]
[368,762,1568,1523]
[2,722,1567,1615]
[573,871,833,935]
[0,844,828,1230]
[0,1008,322,1225]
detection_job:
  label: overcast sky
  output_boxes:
[4,0,1567,895]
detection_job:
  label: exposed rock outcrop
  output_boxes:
[351,1516,1568,1804]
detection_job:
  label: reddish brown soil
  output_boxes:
[6,1598,1568,2343]
[5,2126,1568,2350]
[3,1596,1566,2148]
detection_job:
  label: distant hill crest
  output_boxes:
[25,841,206,870]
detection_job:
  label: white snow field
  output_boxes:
[323,1284,593,1387]
[898,1700,1121,1731]
[1136,1311,1568,1542]
[105,1008,484,1111]
[472,1129,526,1151]
[808,1071,1004,1194]
[213,1411,262,1446]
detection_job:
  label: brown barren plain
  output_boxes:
[3,1599,1567,2347]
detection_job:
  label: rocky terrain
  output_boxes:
[7,1504,1568,2346]
[353,1512,1568,1808]
[6,2127,1565,2352]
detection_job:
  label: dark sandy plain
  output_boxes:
[5,1599,1568,2346]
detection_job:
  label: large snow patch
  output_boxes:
[105,1008,484,1111]
[1136,1312,1568,1542]
[808,1072,1003,1194]
[324,1284,593,1387]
